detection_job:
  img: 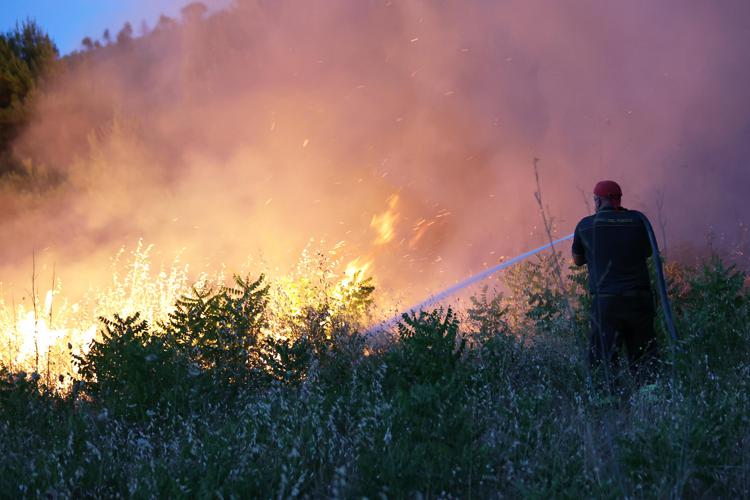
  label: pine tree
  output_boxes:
[116,22,133,45]
[0,20,58,175]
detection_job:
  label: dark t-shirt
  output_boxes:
[572,208,653,294]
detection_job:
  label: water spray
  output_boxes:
[366,234,574,335]
[367,221,678,344]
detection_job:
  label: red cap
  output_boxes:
[593,180,622,198]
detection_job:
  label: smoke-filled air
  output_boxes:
[0,0,750,496]
[5,0,749,290]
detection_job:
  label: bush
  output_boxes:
[73,313,198,419]
[0,367,53,421]
[660,257,749,387]
[162,274,269,387]
[356,308,483,494]
[386,308,466,387]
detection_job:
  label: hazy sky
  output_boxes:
[0,0,229,54]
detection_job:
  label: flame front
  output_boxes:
[1,239,383,389]
[0,187,406,388]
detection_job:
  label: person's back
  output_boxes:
[573,207,652,296]
[572,180,659,387]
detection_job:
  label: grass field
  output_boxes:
[0,248,748,498]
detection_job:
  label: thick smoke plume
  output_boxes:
[2,0,749,302]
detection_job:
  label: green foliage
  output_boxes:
[671,257,749,374]
[504,253,589,339]
[467,285,510,340]
[681,257,747,321]
[2,256,750,497]
[1,21,58,81]
[387,307,465,388]
[359,308,481,495]
[73,313,197,420]
[260,322,367,389]
[161,274,269,386]
[0,20,58,175]
[259,334,312,385]
[526,283,569,332]
[618,372,750,498]
[0,367,48,421]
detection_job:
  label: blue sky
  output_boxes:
[0,0,229,55]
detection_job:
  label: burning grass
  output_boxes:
[0,240,376,391]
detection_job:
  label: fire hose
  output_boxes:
[637,211,679,342]
[367,217,679,343]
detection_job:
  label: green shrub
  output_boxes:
[259,333,313,385]
[73,313,197,419]
[386,307,466,388]
[356,308,483,495]
[672,257,749,374]
[504,255,589,341]
[0,367,52,421]
[161,274,269,387]
[467,285,511,342]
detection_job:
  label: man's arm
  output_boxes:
[632,210,653,258]
[571,225,587,266]
[572,252,586,266]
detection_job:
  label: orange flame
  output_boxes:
[370,194,399,246]
[342,257,373,287]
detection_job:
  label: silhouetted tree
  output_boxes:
[81,36,94,51]
[0,20,58,175]
[116,22,133,45]
[102,29,111,45]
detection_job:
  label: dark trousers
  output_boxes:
[589,295,659,385]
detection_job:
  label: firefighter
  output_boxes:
[572,180,659,386]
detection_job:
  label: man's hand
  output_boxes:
[572,253,586,266]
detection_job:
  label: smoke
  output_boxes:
[2,0,749,302]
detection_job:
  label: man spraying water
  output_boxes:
[572,180,660,385]
[369,180,677,369]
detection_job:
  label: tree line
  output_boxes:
[0,20,57,176]
[0,2,209,180]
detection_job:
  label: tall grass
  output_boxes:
[0,246,748,498]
